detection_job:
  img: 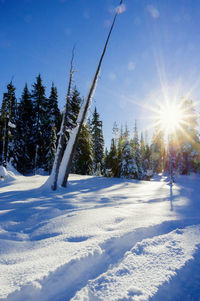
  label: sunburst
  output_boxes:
[156,102,186,135]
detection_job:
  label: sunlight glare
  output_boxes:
[157,102,184,134]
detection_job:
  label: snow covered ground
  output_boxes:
[0,170,200,301]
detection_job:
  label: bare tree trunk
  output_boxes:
[49,49,75,190]
[59,0,123,188]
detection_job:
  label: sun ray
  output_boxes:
[156,102,185,135]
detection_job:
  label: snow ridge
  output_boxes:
[72,225,200,301]
[3,222,200,301]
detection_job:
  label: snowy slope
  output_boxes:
[0,172,200,300]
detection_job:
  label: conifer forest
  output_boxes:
[0,75,199,180]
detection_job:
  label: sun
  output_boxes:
[156,102,185,135]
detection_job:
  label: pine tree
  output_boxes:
[140,132,146,171]
[43,83,61,173]
[67,87,83,173]
[14,84,35,174]
[67,87,82,135]
[116,125,124,177]
[121,127,138,178]
[112,121,119,143]
[140,132,151,176]
[0,81,17,167]
[32,74,48,172]
[73,124,94,175]
[48,83,61,134]
[131,121,144,179]
[108,138,118,177]
[104,122,121,177]
[91,107,104,175]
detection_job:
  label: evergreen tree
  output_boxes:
[0,81,17,167]
[116,125,124,177]
[131,121,144,179]
[121,127,138,178]
[14,84,35,174]
[140,132,145,153]
[107,122,122,177]
[140,132,151,176]
[43,83,61,173]
[107,138,118,177]
[91,107,104,174]
[112,121,119,143]
[48,83,61,134]
[67,87,82,134]
[73,124,94,175]
[140,132,146,170]
[67,87,83,173]
[32,74,48,172]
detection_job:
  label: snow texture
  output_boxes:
[0,170,200,301]
[8,122,16,129]
[0,164,18,181]
[0,166,7,178]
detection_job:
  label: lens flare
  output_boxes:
[156,102,185,134]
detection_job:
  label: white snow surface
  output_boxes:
[0,171,200,301]
[0,166,7,178]
[0,164,18,181]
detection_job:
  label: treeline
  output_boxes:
[0,76,199,179]
[0,76,62,174]
[0,75,104,176]
[106,99,199,180]
[105,99,199,180]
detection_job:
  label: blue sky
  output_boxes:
[0,0,200,147]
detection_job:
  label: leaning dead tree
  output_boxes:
[47,49,75,190]
[48,0,123,190]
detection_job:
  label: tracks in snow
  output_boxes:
[5,218,200,301]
